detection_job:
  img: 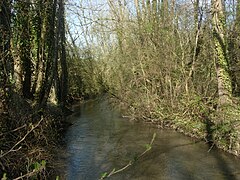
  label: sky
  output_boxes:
[65,0,237,51]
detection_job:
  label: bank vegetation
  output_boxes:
[0,0,69,178]
[67,0,240,157]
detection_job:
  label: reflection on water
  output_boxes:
[58,99,240,180]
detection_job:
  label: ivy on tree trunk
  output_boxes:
[212,0,232,106]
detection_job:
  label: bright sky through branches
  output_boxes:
[65,0,236,51]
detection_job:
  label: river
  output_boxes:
[56,99,240,180]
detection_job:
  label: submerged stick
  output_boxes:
[100,133,156,179]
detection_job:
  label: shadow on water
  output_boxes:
[205,118,237,180]
[124,141,202,179]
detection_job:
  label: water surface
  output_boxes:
[58,99,240,180]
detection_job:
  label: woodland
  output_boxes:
[1,0,240,178]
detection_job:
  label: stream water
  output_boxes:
[57,99,240,180]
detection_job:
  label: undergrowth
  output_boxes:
[110,93,240,157]
[0,93,65,179]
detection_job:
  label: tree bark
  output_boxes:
[18,0,32,99]
[212,0,232,106]
[59,0,68,108]
[229,0,240,96]
[31,0,43,97]
[38,0,58,107]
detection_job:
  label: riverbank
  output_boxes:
[110,95,240,157]
[0,93,70,179]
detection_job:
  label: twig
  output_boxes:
[100,133,156,179]
[207,142,215,152]
[107,161,132,177]
[138,133,156,158]
[13,165,45,180]
[0,118,44,158]
[0,124,27,137]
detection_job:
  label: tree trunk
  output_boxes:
[38,0,57,107]
[0,0,12,113]
[18,0,32,99]
[161,0,169,26]
[31,0,43,97]
[229,0,240,96]
[212,0,232,106]
[59,0,68,108]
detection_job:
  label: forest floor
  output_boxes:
[0,93,72,179]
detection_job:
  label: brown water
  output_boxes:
[58,99,240,180]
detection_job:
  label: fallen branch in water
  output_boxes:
[100,133,156,179]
